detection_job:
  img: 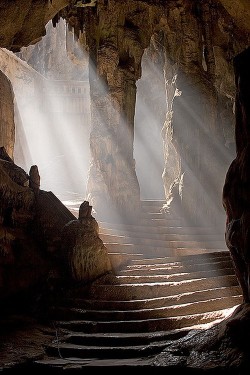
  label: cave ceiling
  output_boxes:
[0,0,250,53]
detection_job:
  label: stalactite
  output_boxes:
[199,0,216,78]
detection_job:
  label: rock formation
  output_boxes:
[0,71,15,158]
[223,47,250,303]
[61,200,112,282]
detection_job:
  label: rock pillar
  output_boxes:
[162,0,232,228]
[83,1,159,221]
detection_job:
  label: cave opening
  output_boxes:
[1,18,235,230]
[0,18,91,202]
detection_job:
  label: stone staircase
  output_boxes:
[34,199,243,370]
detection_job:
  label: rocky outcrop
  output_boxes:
[61,201,112,283]
[0,71,15,158]
[223,46,250,302]
[0,147,39,300]
[0,147,112,305]
[16,18,88,81]
[0,0,70,51]
[56,0,249,227]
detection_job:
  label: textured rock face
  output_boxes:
[17,18,88,81]
[0,147,39,300]
[82,0,162,220]
[57,0,249,226]
[0,0,248,225]
[223,47,250,302]
[0,71,15,158]
[61,201,112,282]
[0,0,70,51]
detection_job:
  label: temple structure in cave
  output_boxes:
[1,0,250,373]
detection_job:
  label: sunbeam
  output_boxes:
[0,19,91,202]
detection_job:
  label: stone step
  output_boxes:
[141,200,166,206]
[62,328,191,347]
[119,259,234,275]
[109,251,230,264]
[100,230,224,242]
[62,286,242,310]
[100,233,226,248]
[53,308,236,334]
[137,218,183,226]
[143,212,167,219]
[105,243,227,256]
[34,356,154,368]
[99,222,224,235]
[129,251,230,264]
[44,340,171,359]
[50,295,241,322]
[114,267,235,283]
[88,275,238,300]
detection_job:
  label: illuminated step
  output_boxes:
[99,230,224,242]
[127,251,231,265]
[108,247,228,258]
[53,308,237,334]
[104,242,227,254]
[114,268,235,283]
[99,222,224,235]
[62,286,242,310]
[100,233,225,247]
[88,275,238,300]
[44,340,174,359]
[119,259,234,276]
[50,295,242,322]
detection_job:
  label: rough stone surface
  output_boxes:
[0,71,15,158]
[61,201,112,283]
[223,47,250,303]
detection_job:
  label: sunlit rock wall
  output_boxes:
[0,0,250,227]
[59,0,250,226]
[0,71,15,158]
[17,18,88,81]
[156,0,249,227]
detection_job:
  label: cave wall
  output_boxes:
[61,0,164,220]
[0,0,70,51]
[1,0,248,226]
[0,71,15,158]
[57,0,250,225]
[223,47,250,302]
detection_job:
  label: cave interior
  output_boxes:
[1,0,250,373]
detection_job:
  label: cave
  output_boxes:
[1,0,250,373]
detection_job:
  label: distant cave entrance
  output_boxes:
[0,19,91,202]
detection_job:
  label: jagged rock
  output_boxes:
[154,303,250,373]
[0,71,15,158]
[61,201,113,283]
[223,47,250,303]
